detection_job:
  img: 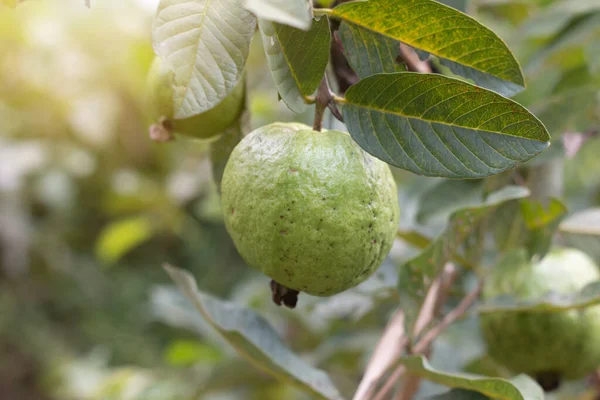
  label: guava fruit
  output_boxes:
[145,56,245,140]
[220,122,400,306]
[480,247,600,386]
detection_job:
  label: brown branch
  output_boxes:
[353,310,408,400]
[372,278,484,400]
[398,44,432,74]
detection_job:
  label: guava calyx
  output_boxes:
[270,280,299,309]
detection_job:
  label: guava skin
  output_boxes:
[480,248,600,381]
[146,57,245,139]
[220,122,400,297]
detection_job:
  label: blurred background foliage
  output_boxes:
[0,0,599,399]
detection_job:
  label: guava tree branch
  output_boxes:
[372,275,484,400]
[398,44,432,74]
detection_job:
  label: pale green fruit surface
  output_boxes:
[480,247,600,380]
[220,123,400,296]
[146,57,245,139]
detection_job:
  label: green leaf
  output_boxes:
[244,0,313,30]
[398,186,530,327]
[342,73,550,178]
[425,389,489,400]
[490,200,529,252]
[152,0,256,118]
[95,216,157,264]
[164,340,224,366]
[585,40,600,74]
[416,179,484,224]
[560,208,600,263]
[520,198,567,258]
[330,0,525,89]
[163,265,344,400]
[259,17,330,113]
[210,107,250,194]
[337,22,406,79]
[399,355,544,400]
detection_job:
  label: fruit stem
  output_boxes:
[313,8,333,17]
[313,74,343,131]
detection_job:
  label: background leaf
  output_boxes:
[559,208,600,262]
[416,179,484,224]
[331,0,525,91]
[342,73,549,178]
[520,0,600,38]
[244,0,312,30]
[399,355,544,400]
[337,22,406,79]
[153,0,256,118]
[163,264,345,400]
[95,216,157,264]
[259,17,330,113]
[426,388,490,400]
[398,186,530,328]
[520,198,567,258]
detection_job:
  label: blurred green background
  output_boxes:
[1,0,600,399]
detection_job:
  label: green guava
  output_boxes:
[146,57,245,139]
[220,122,400,300]
[480,247,600,384]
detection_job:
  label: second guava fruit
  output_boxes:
[220,122,400,298]
[480,247,600,384]
[146,56,245,139]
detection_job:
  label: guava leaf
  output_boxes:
[95,216,157,264]
[425,389,489,400]
[416,179,484,224]
[342,73,550,178]
[398,186,530,328]
[526,12,600,73]
[520,198,567,259]
[259,17,330,113]
[585,40,600,74]
[162,264,345,400]
[559,208,600,263]
[491,200,529,252]
[400,355,544,400]
[521,0,600,38]
[337,22,406,79]
[152,0,256,119]
[330,0,525,91]
[244,0,313,30]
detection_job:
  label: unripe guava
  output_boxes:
[480,248,600,383]
[220,122,400,298]
[146,57,245,139]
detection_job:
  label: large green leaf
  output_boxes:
[337,22,406,79]
[400,355,544,400]
[153,0,256,118]
[244,0,313,30]
[330,0,525,91]
[259,17,330,113]
[398,186,530,327]
[342,73,549,178]
[162,265,344,400]
[559,208,600,262]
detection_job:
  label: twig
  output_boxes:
[398,44,432,74]
[353,310,408,400]
[313,75,343,131]
[372,278,484,400]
